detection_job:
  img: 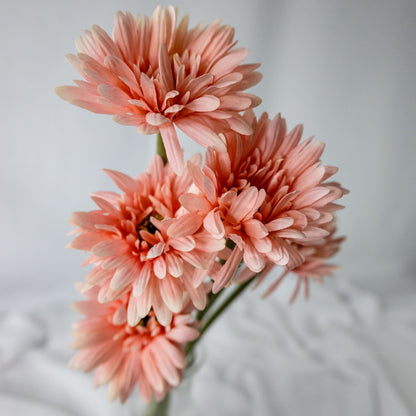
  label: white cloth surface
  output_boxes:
[1,277,415,416]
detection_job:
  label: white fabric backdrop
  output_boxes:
[1,0,415,414]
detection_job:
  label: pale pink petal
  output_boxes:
[150,342,181,386]
[92,239,130,257]
[301,226,330,240]
[167,213,203,238]
[276,229,305,239]
[292,165,326,192]
[243,219,268,239]
[293,187,330,209]
[194,234,226,252]
[103,169,139,194]
[159,122,184,175]
[112,305,127,325]
[110,259,139,291]
[166,326,200,343]
[243,241,266,272]
[219,94,252,111]
[101,255,130,270]
[71,299,107,316]
[152,289,173,326]
[284,243,305,270]
[132,262,152,297]
[210,48,249,77]
[175,117,227,152]
[146,112,169,126]
[91,196,120,217]
[158,44,174,90]
[265,217,294,232]
[159,276,183,313]
[226,187,259,225]
[251,236,272,254]
[92,351,123,388]
[178,250,206,269]
[97,281,126,303]
[165,253,184,278]
[69,340,118,371]
[86,265,115,286]
[202,176,218,204]
[226,115,253,135]
[266,239,291,266]
[138,370,154,404]
[203,209,225,239]
[182,272,207,310]
[90,191,120,205]
[141,347,165,393]
[147,242,165,259]
[127,292,148,326]
[155,336,187,368]
[97,84,131,106]
[153,256,167,279]
[212,247,244,293]
[186,95,220,112]
[67,232,108,251]
[214,72,243,88]
[179,193,211,213]
[168,236,195,252]
[70,326,118,350]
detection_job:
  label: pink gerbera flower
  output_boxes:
[55,6,262,173]
[70,284,200,404]
[68,155,224,325]
[181,110,346,292]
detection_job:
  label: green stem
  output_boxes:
[195,290,223,322]
[145,393,170,416]
[186,275,256,356]
[156,132,168,165]
[199,276,256,338]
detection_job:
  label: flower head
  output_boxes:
[55,6,262,173]
[181,111,346,292]
[68,155,224,325]
[70,284,199,403]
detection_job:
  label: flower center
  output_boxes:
[137,315,151,327]
[136,212,164,237]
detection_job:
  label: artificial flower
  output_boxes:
[55,6,262,173]
[70,284,200,403]
[68,155,224,325]
[181,110,346,292]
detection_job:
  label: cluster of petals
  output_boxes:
[181,110,347,293]
[70,284,200,403]
[254,220,345,301]
[55,6,262,173]
[68,155,224,326]
[290,221,345,282]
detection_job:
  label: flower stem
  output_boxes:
[145,394,170,416]
[195,289,224,322]
[156,132,168,165]
[186,275,256,356]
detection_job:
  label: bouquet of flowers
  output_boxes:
[56,5,346,414]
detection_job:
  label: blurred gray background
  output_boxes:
[1,0,415,415]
